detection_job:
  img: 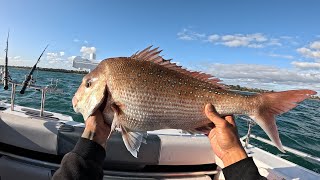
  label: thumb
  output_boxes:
[205,104,225,126]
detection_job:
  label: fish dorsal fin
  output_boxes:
[131,46,225,88]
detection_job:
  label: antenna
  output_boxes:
[3,30,9,90]
[20,44,49,94]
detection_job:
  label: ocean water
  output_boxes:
[1,67,319,173]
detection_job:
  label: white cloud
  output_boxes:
[267,38,282,46]
[297,41,320,61]
[40,46,97,69]
[279,36,299,46]
[208,34,220,42]
[280,36,293,40]
[0,56,26,66]
[247,44,264,48]
[43,51,75,69]
[204,63,320,92]
[68,56,76,62]
[178,29,283,48]
[268,53,294,59]
[73,38,90,45]
[297,47,320,60]
[295,39,320,75]
[222,39,247,47]
[13,56,21,60]
[291,61,320,70]
[0,56,38,67]
[177,28,206,41]
[218,33,278,48]
[221,34,250,47]
[73,38,89,44]
[47,52,64,62]
[80,46,96,58]
[39,53,74,69]
[310,41,320,50]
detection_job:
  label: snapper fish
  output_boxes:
[72,46,316,157]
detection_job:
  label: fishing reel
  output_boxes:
[45,78,64,94]
[23,75,36,86]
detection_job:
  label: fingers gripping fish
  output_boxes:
[72,46,317,158]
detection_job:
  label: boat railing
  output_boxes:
[1,34,61,117]
[2,77,61,117]
[241,118,320,163]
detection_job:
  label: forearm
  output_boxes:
[81,128,107,148]
[52,138,106,180]
[221,147,248,167]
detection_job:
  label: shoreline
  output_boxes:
[227,85,320,100]
[4,65,88,74]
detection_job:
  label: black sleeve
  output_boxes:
[222,157,267,180]
[52,138,106,180]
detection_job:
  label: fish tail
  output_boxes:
[250,89,316,152]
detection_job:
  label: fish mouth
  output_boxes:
[73,107,80,114]
[72,96,81,114]
[72,103,81,114]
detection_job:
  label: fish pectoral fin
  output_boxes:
[141,133,148,144]
[182,130,202,135]
[120,125,147,158]
[184,123,215,135]
[110,102,147,157]
[107,105,122,139]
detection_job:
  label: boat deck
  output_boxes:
[0,103,319,179]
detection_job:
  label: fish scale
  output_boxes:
[114,89,208,120]
[120,91,207,129]
[107,59,251,131]
[72,46,316,157]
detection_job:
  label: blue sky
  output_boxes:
[0,0,320,92]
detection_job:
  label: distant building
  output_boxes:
[72,54,99,72]
[90,52,96,61]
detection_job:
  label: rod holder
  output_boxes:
[10,83,16,111]
[245,121,255,149]
[40,89,46,117]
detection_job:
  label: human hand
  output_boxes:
[205,104,247,167]
[81,110,111,149]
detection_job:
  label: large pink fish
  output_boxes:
[72,46,316,157]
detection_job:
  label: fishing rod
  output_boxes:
[20,44,49,94]
[3,31,9,90]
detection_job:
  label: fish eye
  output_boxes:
[85,80,91,88]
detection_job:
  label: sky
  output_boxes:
[0,0,320,93]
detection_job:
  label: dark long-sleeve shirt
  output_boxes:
[52,138,266,180]
[52,138,105,180]
[223,157,267,180]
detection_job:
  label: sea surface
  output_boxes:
[1,67,319,173]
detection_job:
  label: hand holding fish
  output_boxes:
[205,104,247,167]
[81,110,111,149]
